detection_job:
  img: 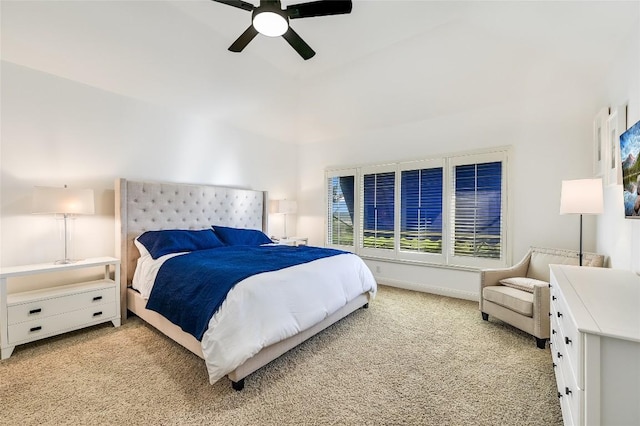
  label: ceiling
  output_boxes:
[2,1,639,144]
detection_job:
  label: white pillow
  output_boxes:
[131,239,153,294]
[132,237,185,299]
[499,277,548,293]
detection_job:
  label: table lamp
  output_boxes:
[32,185,95,264]
[271,199,297,239]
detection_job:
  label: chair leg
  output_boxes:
[481,312,489,321]
[536,338,547,349]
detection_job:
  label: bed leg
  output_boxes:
[231,379,245,391]
[362,303,369,309]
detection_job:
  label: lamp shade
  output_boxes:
[560,178,603,215]
[32,186,95,215]
[271,199,297,214]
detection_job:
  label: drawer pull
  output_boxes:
[565,387,572,395]
[557,311,563,318]
[565,336,572,345]
[92,296,103,302]
[29,308,42,315]
[30,326,42,332]
[552,329,557,335]
[557,352,563,358]
[552,295,557,301]
[557,391,563,399]
[93,311,103,317]
[552,362,557,368]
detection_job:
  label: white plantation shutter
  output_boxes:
[326,169,356,249]
[449,151,507,268]
[325,148,510,268]
[360,165,396,255]
[398,159,445,263]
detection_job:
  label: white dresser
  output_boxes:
[549,265,640,426]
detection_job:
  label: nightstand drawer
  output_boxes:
[7,283,116,326]
[7,302,117,345]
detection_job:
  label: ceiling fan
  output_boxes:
[212,0,353,60]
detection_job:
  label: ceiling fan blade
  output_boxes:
[212,0,255,12]
[286,0,352,19]
[229,25,259,52]
[282,27,315,60]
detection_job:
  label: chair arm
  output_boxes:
[532,281,551,339]
[480,259,530,290]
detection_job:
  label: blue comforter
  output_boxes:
[145,245,346,341]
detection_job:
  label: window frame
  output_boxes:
[397,159,446,264]
[324,147,510,270]
[359,164,397,258]
[325,168,358,251]
[446,151,509,269]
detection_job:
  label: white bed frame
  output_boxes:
[115,178,370,390]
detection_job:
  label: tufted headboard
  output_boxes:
[115,178,267,317]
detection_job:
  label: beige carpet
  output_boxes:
[0,286,561,425]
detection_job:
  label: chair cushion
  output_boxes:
[482,286,534,317]
[528,250,579,282]
[499,277,548,293]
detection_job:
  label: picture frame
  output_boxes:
[620,118,640,218]
[606,105,627,186]
[593,107,610,177]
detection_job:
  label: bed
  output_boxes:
[115,178,376,390]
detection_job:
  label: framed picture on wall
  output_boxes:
[606,105,627,186]
[620,118,640,218]
[593,107,610,177]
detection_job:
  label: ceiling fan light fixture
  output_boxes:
[253,10,288,37]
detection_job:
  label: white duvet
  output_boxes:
[132,246,377,384]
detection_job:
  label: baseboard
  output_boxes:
[375,277,479,302]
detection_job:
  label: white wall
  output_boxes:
[596,15,640,273]
[296,46,612,301]
[0,62,298,269]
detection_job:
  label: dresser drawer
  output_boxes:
[551,334,582,426]
[7,285,116,326]
[552,353,576,426]
[550,323,572,387]
[551,287,584,389]
[7,302,117,345]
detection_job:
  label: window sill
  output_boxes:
[359,255,482,272]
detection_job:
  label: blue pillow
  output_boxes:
[137,229,225,259]
[212,225,272,246]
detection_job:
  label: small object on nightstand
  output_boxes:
[274,237,308,246]
[0,257,120,360]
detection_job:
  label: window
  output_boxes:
[400,165,443,255]
[448,151,506,268]
[326,148,509,269]
[452,162,502,259]
[362,169,395,251]
[327,171,356,248]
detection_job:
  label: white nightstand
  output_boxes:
[273,237,309,246]
[0,257,120,360]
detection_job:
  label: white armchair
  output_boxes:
[480,247,605,348]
